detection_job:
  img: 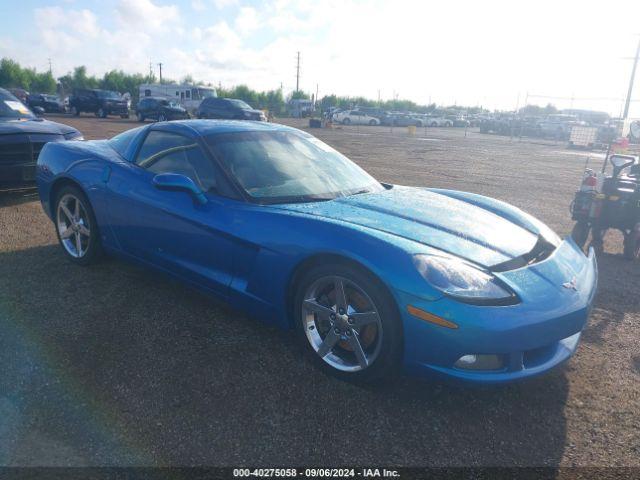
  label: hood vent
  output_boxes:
[490,235,556,272]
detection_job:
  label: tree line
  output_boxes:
[0,57,492,115]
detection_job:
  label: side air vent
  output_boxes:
[491,235,556,273]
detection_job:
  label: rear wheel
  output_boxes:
[71,106,79,116]
[294,262,402,383]
[98,108,107,118]
[571,222,590,250]
[137,112,145,122]
[158,113,167,122]
[368,119,377,126]
[342,117,351,125]
[54,186,102,265]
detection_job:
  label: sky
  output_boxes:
[1,0,640,116]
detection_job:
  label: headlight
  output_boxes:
[64,132,84,141]
[413,254,518,305]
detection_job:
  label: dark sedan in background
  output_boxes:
[0,88,82,192]
[136,97,189,122]
[27,93,66,113]
[197,97,266,121]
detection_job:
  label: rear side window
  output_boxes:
[109,127,144,160]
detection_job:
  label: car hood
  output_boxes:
[277,186,540,267]
[0,118,78,136]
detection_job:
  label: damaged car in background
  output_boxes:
[0,88,82,192]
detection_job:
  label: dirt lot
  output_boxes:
[0,115,638,468]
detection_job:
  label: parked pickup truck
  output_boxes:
[68,88,129,118]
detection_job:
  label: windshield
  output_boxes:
[96,90,121,100]
[206,130,383,204]
[0,93,35,119]
[199,89,216,99]
[160,100,180,108]
[228,99,252,110]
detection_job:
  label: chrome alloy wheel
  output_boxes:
[56,193,91,258]
[302,275,383,372]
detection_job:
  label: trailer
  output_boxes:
[138,83,217,113]
[569,126,598,149]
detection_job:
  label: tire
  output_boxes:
[158,113,167,122]
[120,114,129,119]
[571,222,590,250]
[137,112,145,122]
[445,121,453,127]
[98,108,107,118]
[294,262,403,383]
[369,119,376,126]
[71,106,79,116]
[342,117,351,125]
[430,122,438,127]
[623,231,640,260]
[54,185,102,266]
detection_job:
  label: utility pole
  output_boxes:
[47,58,52,75]
[623,36,640,119]
[149,61,153,79]
[157,62,163,84]
[315,83,319,107]
[295,51,300,92]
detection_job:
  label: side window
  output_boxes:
[144,89,151,97]
[135,131,217,192]
[185,90,190,98]
[108,126,144,160]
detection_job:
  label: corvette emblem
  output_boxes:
[562,277,578,291]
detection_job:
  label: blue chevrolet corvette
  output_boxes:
[36,120,597,383]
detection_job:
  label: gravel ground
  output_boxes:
[0,115,638,468]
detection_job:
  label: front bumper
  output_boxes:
[0,163,37,190]
[398,238,597,383]
[105,104,129,115]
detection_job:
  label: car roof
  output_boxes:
[161,119,295,136]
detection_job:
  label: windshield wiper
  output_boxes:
[349,188,371,196]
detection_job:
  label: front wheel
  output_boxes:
[342,117,351,125]
[98,108,107,118]
[158,113,167,122]
[623,230,640,260]
[71,106,79,116]
[571,222,590,250]
[368,119,377,126]
[54,186,102,265]
[137,112,145,122]
[294,263,402,383]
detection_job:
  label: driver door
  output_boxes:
[105,129,236,297]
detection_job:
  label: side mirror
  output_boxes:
[152,173,207,205]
